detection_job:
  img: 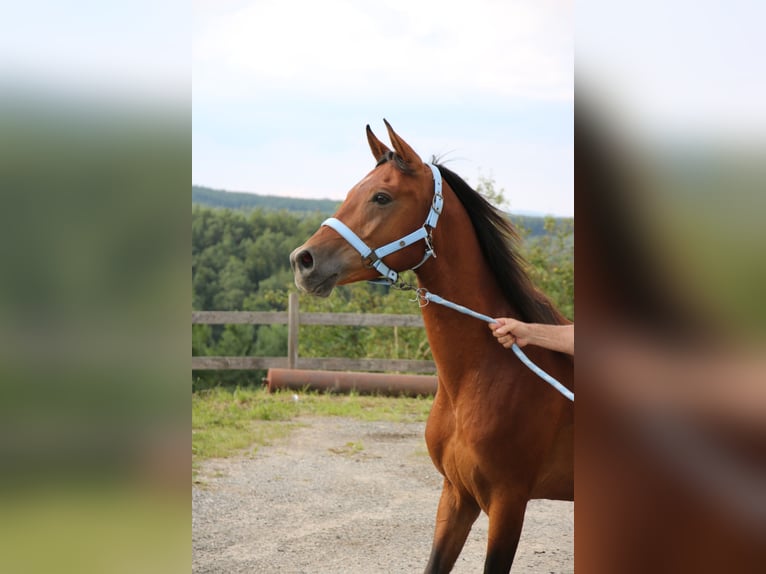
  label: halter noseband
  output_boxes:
[321,163,443,286]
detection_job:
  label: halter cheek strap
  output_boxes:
[321,163,443,285]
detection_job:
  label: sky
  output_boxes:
[193,0,574,217]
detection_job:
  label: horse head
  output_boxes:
[290,120,439,296]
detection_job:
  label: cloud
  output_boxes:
[194,0,573,103]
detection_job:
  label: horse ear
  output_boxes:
[366,125,391,162]
[383,119,423,167]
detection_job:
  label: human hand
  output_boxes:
[489,318,531,349]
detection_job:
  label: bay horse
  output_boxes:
[290,121,573,573]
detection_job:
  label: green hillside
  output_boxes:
[192,185,340,214]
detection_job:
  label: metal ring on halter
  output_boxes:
[409,288,429,307]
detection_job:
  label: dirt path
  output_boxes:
[192,417,573,573]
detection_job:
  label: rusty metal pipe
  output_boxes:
[264,368,437,397]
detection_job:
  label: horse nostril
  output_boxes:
[298,250,314,270]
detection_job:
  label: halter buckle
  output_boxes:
[431,192,443,215]
[362,251,380,269]
[424,230,436,259]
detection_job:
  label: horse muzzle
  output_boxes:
[290,245,340,297]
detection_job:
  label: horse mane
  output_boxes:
[433,162,567,325]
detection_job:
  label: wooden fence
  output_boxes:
[192,293,436,374]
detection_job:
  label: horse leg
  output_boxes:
[424,479,481,574]
[482,497,528,574]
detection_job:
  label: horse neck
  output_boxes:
[413,196,520,379]
[416,238,503,319]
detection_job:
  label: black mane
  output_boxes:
[434,162,567,325]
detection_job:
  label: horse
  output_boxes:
[290,121,574,573]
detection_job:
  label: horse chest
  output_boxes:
[425,404,498,505]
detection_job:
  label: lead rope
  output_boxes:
[412,288,574,402]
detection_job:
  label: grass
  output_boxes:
[0,484,187,574]
[192,386,433,478]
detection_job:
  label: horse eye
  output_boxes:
[372,192,392,205]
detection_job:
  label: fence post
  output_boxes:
[287,292,299,369]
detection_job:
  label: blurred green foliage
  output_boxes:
[0,92,189,573]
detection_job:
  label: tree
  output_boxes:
[522,217,574,320]
[475,172,507,209]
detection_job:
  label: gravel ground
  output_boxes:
[193,417,573,573]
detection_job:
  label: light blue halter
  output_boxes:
[320,163,574,402]
[322,164,444,285]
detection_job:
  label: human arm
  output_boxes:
[489,319,574,356]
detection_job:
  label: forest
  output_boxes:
[193,185,340,214]
[192,187,573,388]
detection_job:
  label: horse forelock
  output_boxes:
[375,151,416,175]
